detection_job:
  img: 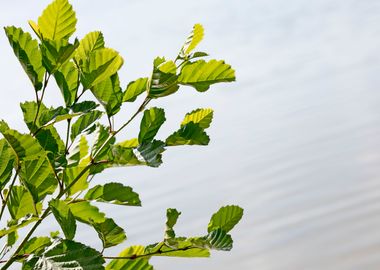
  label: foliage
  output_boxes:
[0,0,243,269]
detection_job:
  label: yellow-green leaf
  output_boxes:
[37,0,77,41]
[179,23,205,57]
[178,59,235,92]
[181,108,213,129]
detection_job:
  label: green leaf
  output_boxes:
[71,101,99,113]
[136,140,165,167]
[166,122,210,146]
[91,124,115,163]
[7,230,18,247]
[68,201,106,224]
[20,155,58,202]
[23,239,105,270]
[139,107,166,143]
[0,139,15,190]
[49,199,76,240]
[40,38,79,73]
[0,122,46,163]
[91,73,123,116]
[84,182,141,206]
[108,145,142,167]
[148,59,179,98]
[179,23,204,58]
[165,208,181,244]
[206,228,233,251]
[208,205,243,233]
[178,59,235,92]
[123,77,148,102]
[117,138,139,148]
[68,135,89,167]
[92,218,126,249]
[75,31,105,63]
[182,108,213,129]
[71,110,102,140]
[37,0,77,41]
[106,246,153,270]
[145,240,210,258]
[0,215,39,238]
[7,186,38,219]
[81,48,124,89]
[19,237,52,257]
[54,61,79,106]
[63,165,90,196]
[4,26,45,90]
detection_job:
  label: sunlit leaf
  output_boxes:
[208,205,243,233]
[7,186,38,220]
[37,0,77,41]
[84,182,141,206]
[0,215,39,238]
[181,108,213,129]
[123,77,148,102]
[91,73,123,116]
[179,24,204,58]
[68,201,106,224]
[106,246,152,270]
[20,155,58,202]
[63,165,89,196]
[80,48,124,89]
[4,26,45,90]
[19,237,52,257]
[165,208,181,245]
[178,59,235,92]
[75,31,105,64]
[49,199,76,240]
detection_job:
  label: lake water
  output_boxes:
[1,0,380,269]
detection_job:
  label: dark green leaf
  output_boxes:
[136,140,165,167]
[23,239,105,270]
[92,218,126,249]
[0,139,15,190]
[40,38,79,73]
[139,107,166,143]
[166,122,209,146]
[208,205,243,233]
[84,182,141,206]
[178,59,235,92]
[4,26,45,90]
[49,199,76,240]
[206,228,233,251]
[71,101,98,113]
[54,61,79,106]
[71,110,102,140]
[165,208,181,245]
[148,59,179,98]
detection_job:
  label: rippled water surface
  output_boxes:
[1,0,380,269]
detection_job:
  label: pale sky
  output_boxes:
[1,1,380,269]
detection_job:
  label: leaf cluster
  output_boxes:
[0,0,242,269]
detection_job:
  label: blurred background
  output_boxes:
[1,0,380,269]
